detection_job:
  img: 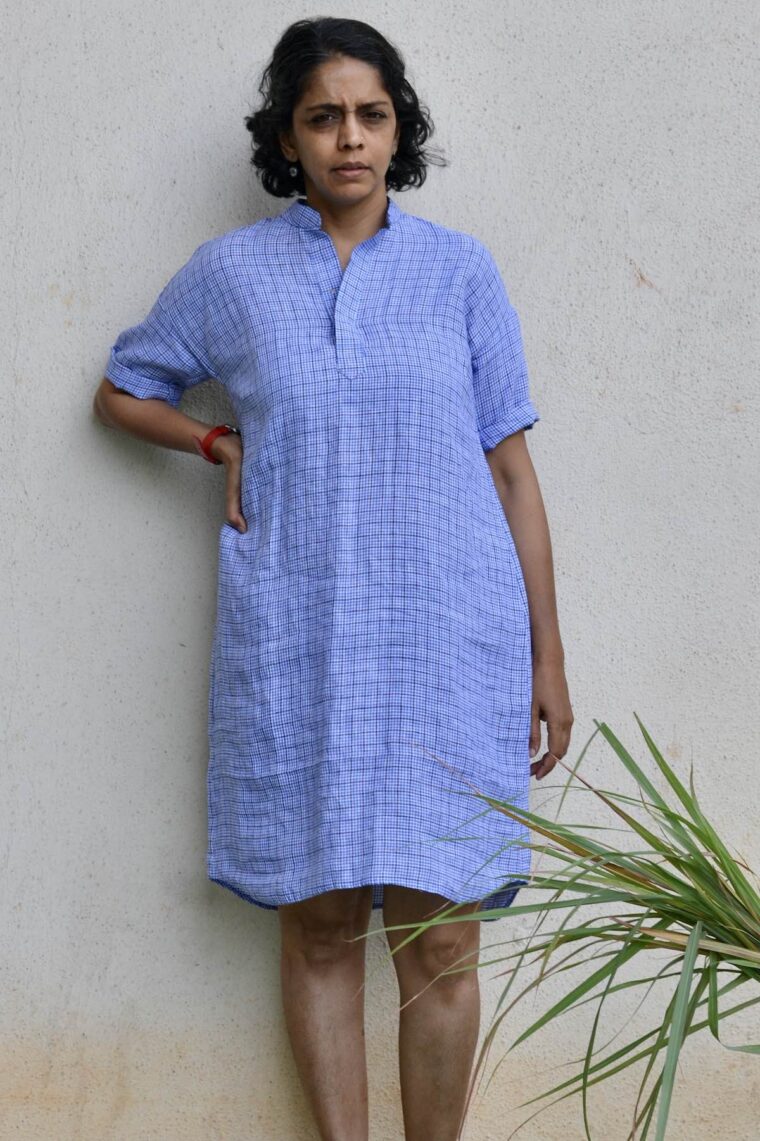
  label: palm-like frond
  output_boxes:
[373,715,760,1139]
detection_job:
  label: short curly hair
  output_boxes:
[244,16,448,198]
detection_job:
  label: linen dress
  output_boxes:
[105,193,541,921]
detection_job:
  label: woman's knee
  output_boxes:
[278,885,373,964]
[413,924,480,983]
[383,887,481,982]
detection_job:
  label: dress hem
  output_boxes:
[207,871,527,923]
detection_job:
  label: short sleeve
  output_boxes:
[104,241,216,407]
[465,241,540,451]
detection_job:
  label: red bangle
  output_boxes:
[192,423,241,464]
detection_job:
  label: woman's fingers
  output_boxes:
[529,704,542,761]
[529,711,573,778]
[530,750,558,779]
[215,437,246,533]
[529,660,574,779]
[210,435,247,533]
[225,460,247,532]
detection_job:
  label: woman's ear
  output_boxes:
[278,130,295,163]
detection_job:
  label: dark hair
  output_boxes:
[244,17,448,198]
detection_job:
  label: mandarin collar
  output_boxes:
[281,194,402,231]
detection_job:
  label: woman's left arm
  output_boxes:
[485,429,574,779]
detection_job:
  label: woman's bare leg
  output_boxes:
[278,885,374,1141]
[382,885,482,1141]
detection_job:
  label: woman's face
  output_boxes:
[280,55,400,213]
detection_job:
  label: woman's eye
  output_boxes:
[310,112,387,124]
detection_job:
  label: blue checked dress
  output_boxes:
[105,194,540,921]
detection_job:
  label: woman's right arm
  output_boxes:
[92,379,247,532]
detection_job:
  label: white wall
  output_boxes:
[2,2,758,1137]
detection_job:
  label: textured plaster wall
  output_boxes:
[2,2,758,1138]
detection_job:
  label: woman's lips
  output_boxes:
[334,166,368,177]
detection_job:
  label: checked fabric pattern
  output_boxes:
[106,194,540,920]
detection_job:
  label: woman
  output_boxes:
[93,16,573,1141]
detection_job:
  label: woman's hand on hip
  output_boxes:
[209,433,247,533]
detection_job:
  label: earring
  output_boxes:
[288,162,298,176]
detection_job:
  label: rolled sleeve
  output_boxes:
[465,241,540,451]
[104,241,216,406]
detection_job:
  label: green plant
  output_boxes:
[379,715,760,1140]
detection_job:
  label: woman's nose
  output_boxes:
[337,114,364,148]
